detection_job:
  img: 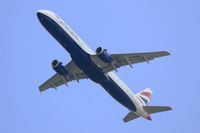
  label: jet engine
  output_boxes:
[96,47,113,64]
[52,59,69,76]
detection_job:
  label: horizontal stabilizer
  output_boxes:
[143,106,172,114]
[123,111,140,123]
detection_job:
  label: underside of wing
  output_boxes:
[39,60,87,92]
[91,51,170,73]
[112,51,170,67]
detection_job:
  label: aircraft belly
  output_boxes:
[100,78,136,111]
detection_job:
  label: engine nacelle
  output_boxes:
[96,47,113,64]
[52,59,69,76]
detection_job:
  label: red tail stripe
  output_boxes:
[141,91,151,99]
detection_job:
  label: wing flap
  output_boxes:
[39,73,70,92]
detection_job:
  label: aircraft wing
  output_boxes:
[39,60,87,92]
[91,51,170,73]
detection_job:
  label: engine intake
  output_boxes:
[96,47,113,64]
[52,59,69,76]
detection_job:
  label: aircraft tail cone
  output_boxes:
[147,114,152,121]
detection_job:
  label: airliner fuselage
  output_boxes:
[37,10,171,122]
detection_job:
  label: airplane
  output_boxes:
[37,10,172,122]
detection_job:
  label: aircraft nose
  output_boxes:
[37,10,47,23]
[37,10,43,19]
[37,9,47,14]
[37,10,48,18]
[37,10,54,23]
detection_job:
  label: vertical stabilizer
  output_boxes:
[136,88,153,105]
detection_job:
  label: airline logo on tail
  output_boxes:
[137,88,153,105]
[141,91,152,99]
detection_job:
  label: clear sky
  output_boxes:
[0,0,200,132]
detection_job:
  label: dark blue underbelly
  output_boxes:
[100,78,136,111]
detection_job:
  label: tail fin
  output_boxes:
[137,88,153,105]
[143,106,172,114]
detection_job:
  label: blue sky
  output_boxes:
[0,0,200,132]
